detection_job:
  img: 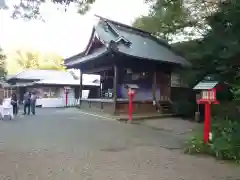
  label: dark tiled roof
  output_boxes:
[65,16,190,67]
[64,52,85,64]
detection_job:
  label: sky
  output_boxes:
[0,0,149,58]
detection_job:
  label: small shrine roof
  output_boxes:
[193,81,219,90]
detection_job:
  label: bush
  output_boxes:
[185,118,240,163]
[184,126,213,155]
[212,102,239,120]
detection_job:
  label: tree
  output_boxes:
[0,48,6,79]
[14,50,40,69]
[193,1,240,85]
[11,0,96,20]
[133,0,218,42]
[134,0,239,86]
[7,49,65,74]
[40,52,66,71]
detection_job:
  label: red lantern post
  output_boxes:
[197,88,219,143]
[128,88,136,122]
[64,87,70,107]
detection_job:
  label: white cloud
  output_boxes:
[0,0,149,58]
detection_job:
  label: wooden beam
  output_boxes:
[113,64,118,114]
[83,66,113,74]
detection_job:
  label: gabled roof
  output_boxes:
[193,81,219,90]
[65,16,190,68]
[6,69,101,87]
[7,69,74,81]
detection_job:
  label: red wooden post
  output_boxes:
[204,102,210,143]
[128,89,136,122]
[64,87,70,107]
[129,94,133,121]
[198,88,219,143]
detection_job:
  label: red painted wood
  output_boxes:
[204,102,210,143]
[128,90,136,122]
[197,97,219,143]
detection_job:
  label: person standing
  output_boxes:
[30,92,37,115]
[11,93,18,116]
[23,92,31,115]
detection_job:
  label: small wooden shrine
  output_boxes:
[65,15,190,115]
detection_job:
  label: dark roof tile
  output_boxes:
[65,16,191,67]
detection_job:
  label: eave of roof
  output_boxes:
[111,48,191,67]
[65,47,109,68]
[35,79,100,86]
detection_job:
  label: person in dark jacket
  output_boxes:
[23,92,31,115]
[11,93,18,116]
[30,92,37,115]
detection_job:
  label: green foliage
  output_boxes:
[185,126,213,155]
[134,1,239,87]
[185,119,240,163]
[212,102,239,121]
[233,77,240,101]
[133,0,216,41]
[7,49,65,74]
[211,119,240,161]
[11,0,95,20]
[134,0,240,162]
[0,48,7,79]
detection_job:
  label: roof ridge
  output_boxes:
[95,15,151,35]
[95,15,171,49]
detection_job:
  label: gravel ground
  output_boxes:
[0,108,238,180]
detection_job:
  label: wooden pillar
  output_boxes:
[152,71,161,112]
[100,82,102,98]
[167,73,171,101]
[113,65,118,114]
[79,69,83,107]
[152,71,157,102]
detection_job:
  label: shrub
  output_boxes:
[212,102,239,120]
[211,119,240,161]
[185,118,240,163]
[184,126,213,155]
